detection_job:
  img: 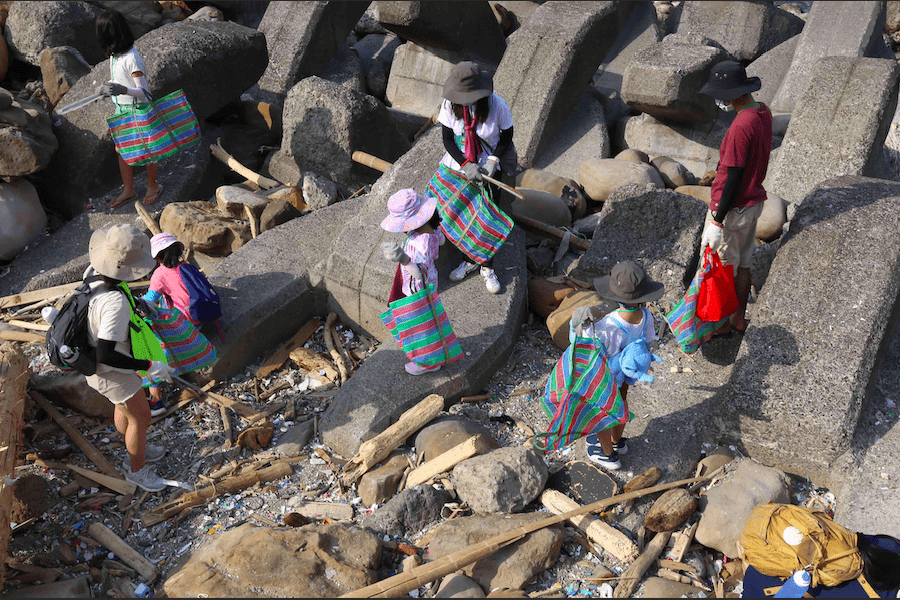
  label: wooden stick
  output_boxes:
[658,567,710,590]
[0,330,45,343]
[34,460,135,496]
[11,297,58,315]
[210,138,282,189]
[172,376,263,421]
[133,201,161,236]
[324,313,350,383]
[622,466,662,515]
[540,489,639,563]
[29,391,122,479]
[0,281,149,310]
[256,318,322,378]
[0,344,28,590]
[670,521,699,562]
[614,531,673,598]
[5,319,49,332]
[344,475,712,598]
[406,436,479,489]
[87,523,157,581]
[351,150,392,173]
[459,394,492,403]
[220,405,232,449]
[341,394,444,485]
[289,347,338,382]
[511,213,590,251]
[482,174,524,200]
[142,462,292,526]
[243,204,259,239]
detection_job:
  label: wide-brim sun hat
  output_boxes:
[380,188,438,233]
[442,61,493,105]
[150,232,179,258]
[593,261,665,305]
[699,60,762,102]
[89,224,156,281]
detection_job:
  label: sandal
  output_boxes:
[110,190,138,209]
[142,185,163,205]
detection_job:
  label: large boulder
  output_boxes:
[494,1,625,169]
[673,1,804,62]
[251,1,368,105]
[353,33,403,102]
[0,94,58,178]
[161,523,381,597]
[621,33,730,123]
[414,416,500,463]
[357,485,452,538]
[39,46,91,109]
[570,184,707,305]
[159,201,251,256]
[770,2,894,113]
[38,20,267,219]
[767,57,900,205]
[577,158,665,203]
[84,1,164,39]
[0,180,46,263]
[3,1,105,66]
[711,177,900,486]
[451,446,548,514]
[273,76,410,193]
[509,189,572,229]
[372,1,506,66]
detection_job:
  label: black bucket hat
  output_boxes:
[593,261,665,305]
[699,60,762,102]
[442,61,493,105]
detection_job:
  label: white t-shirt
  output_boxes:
[572,309,656,357]
[109,47,145,105]
[438,93,514,171]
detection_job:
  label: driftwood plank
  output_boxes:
[0,344,29,590]
[256,318,322,378]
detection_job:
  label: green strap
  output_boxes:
[738,100,760,114]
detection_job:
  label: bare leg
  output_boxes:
[148,385,161,403]
[112,154,137,208]
[595,428,615,456]
[142,163,161,205]
[731,267,752,331]
[611,384,629,445]
[114,390,151,472]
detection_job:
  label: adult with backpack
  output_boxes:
[81,225,175,492]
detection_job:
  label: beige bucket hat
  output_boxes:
[89,224,156,281]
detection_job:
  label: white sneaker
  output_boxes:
[404,362,442,376]
[123,445,166,471]
[481,267,501,294]
[125,464,167,492]
[449,261,479,282]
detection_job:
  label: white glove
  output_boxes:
[484,156,499,178]
[146,360,175,383]
[570,306,595,336]
[462,162,484,182]
[701,220,724,251]
[406,262,423,284]
[381,240,410,264]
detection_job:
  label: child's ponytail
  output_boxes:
[158,242,185,269]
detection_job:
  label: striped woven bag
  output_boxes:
[663,250,730,354]
[535,335,629,452]
[424,164,513,264]
[140,305,217,388]
[106,89,201,166]
[379,284,463,367]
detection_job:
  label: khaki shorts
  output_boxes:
[705,202,763,269]
[85,367,143,405]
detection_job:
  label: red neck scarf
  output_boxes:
[462,105,479,164]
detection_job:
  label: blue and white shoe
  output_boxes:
[586,433,629,456]
[587,445,621,470]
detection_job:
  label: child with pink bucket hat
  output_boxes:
[380,188,451,375]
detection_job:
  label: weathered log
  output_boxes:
[5,319,50,332]
[341,394,444,485]
[88,523,157,581]
[290,501,354,521]
[256,318,322,378]
[670,520,699,562]
[406,436,479,489]
[511,213,590,251]
[0,344,28,590]
[0,330,45,343]
[133,200,161,236]
[210,138,281,189]
[0,281,149,310]
[324,312,350,383]
[614,531,673,598]
[645,488,697,533]
[289,347,339,382]
[33,459,135,495]
[622,466,663,514]
[540,489,639,563]
[220,404,232,449]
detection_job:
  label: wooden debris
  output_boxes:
[74,492,117,512]
[459,394,492,403]
[289,347,339,382]
[540,489,639,563]
[351,150,392,173]
[134,200,161,236]
[0,343,27,590]
[645,488,697,532]
[142,462,292,526]
[614,531,673,598]
[29,391,121,479]
[406,436,480,489]
[34,460,135,496]
[621,466,662,515]
[87,523,157,581]
[657,559,698,575]
[0,330,45,343]
[290,501,354,521]
[669,521,699,562]
[260,381,291,401]
[243,204,259,239]
[235,420,274,450]
[210,138,282,189]
[172,376,264,422]
[0,280,149,310]
[511,213,590,251]
[220,405,233,449]
[341,394,444,485]
[249,512,279,527]
[256,318,322,378]
[5,319,49,332]
[658,567,710,590]
[324,312,350,383]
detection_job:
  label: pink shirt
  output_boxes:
[402,230,445,297]
[148,264,194,323]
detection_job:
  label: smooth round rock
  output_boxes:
[515,168,588,219]
[674,185,712,205]
[0,179,47,262]
[578,158,664,203]
[755,192,787,242]
[509,188,572,228]
[615,148,650,163]
[651,155,695,188]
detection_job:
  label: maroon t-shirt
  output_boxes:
[710,102,773,212]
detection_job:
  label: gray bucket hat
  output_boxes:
[593,261,665,305]
[442,61,493,105]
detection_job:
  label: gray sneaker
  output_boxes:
[125,464,167,492]
[122,445,166,470]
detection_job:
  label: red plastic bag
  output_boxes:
[696,247,738,322]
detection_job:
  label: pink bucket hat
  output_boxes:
[150,232,179,258]
[380,189,438,233]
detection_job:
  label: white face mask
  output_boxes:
[716,99,735,112]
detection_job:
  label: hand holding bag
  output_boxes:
[696,247,739,322]
[664,250,731,354]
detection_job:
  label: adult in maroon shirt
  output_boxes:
[699,61,773,334]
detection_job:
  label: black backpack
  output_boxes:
[46,275,116,376]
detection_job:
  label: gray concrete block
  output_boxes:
[571,185,707,306]
[616,112,730,177]
[712,176,900,485]
[532,88,610,182]
[250,1,368,105]
[494,1,624,169]
[746,34,801,107]
[768,57,900,205]
[621,33,731,123]
[675,1,804,62]
[384,41,461,120]
[771,2,891,113]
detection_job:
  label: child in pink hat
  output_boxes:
[381,188,446,375]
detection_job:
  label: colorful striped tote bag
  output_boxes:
[663,250,730,354]
[106,89,201,166]
[535,335,629,452]
[140,305,217,388]
[424,164,513,264]
[379,284,463,367]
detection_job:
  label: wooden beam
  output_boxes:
[134,201,161,236]
[540,489,639,563]
[0,330,45,343]
[88,523,157,581]
[256,318,322,378]
[405,436,479,488]
[614,531,673,598]
[0,344,29,590]
[34,460,135,496]
[0,281,150,310]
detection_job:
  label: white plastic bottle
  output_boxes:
[773,570,811,598]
